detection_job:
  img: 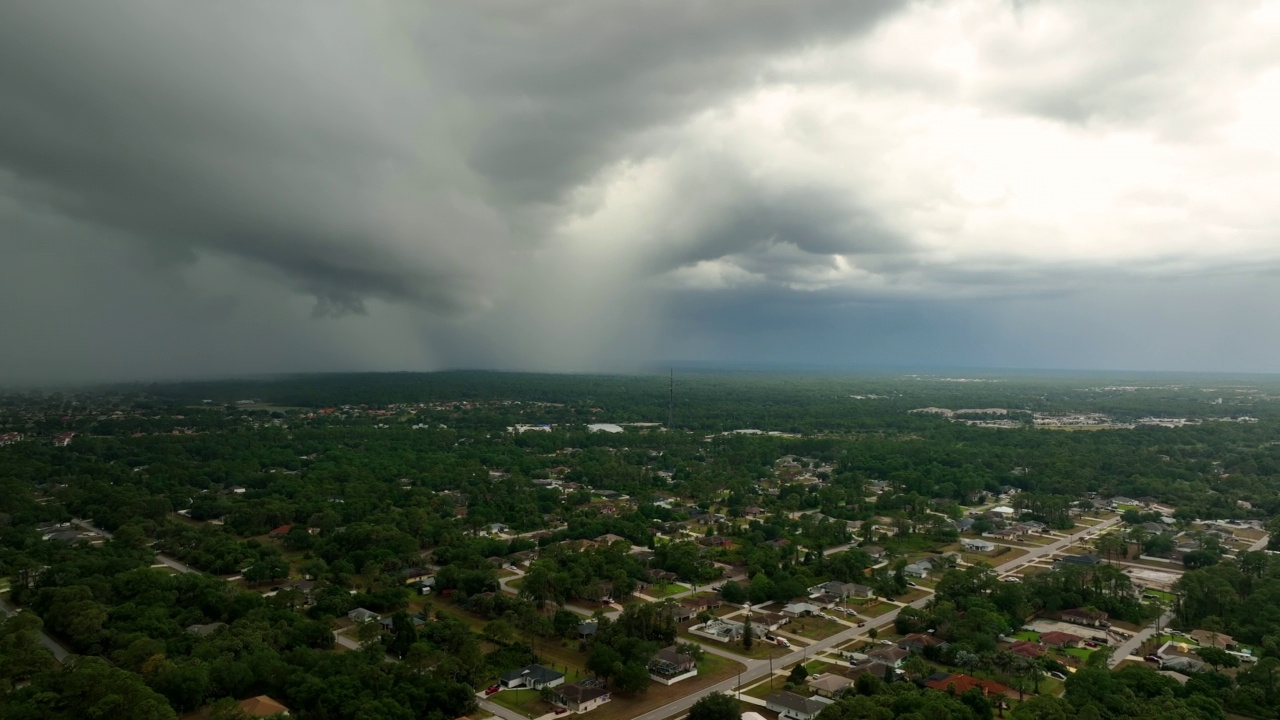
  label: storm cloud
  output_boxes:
[2,0,1280,383]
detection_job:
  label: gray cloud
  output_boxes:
[2,0,1279,383]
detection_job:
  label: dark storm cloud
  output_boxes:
[652,181,910,278]
[424,1,903,204]
[0,1,902,323]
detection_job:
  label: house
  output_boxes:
[648,645,698,685]
[43,530,84,543]
[646,569,679,584]
[52,432,76,447]
[903,562,931,579]
[268,524,293,537]
[347,608,379,624]
[500,664,565,690]
[578,621,599,640]
[667,604,697,623]
[1190,630,1236,649]
[185,622,227,637]
[1060,608,1109,628]
[238,695,291,717]
[1008,640,1045,658]
[862,545,886,560]
[553,682,611,713]
[898,633,945,652]
[1039,631,1082,648]
[595,533,628,545]
[925,673,1012,699]
[810,592,842,608]
[807,673,853,698]
[782,602,823,617]
[809,581,874,599]
[764,691,834,720]
[751,611,790,631]
[700,535,732,548]
[1160,656,1206,673]
[397,568,432,585]
[845,661,897,683]
[867,645,910,668]
[961,538,995,553]
[486,523,510,535]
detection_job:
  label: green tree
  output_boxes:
[688,692,740,720]
[742,612,753,650]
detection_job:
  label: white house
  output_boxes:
[961,538,996,552]
[765,692,833,720]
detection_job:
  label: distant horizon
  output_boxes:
[9,362,1280,393]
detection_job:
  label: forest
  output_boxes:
[2,370,1280,719]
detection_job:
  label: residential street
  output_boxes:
[0,595,71,663]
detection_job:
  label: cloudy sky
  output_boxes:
[3,0,1280,384]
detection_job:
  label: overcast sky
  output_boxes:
[3,1,1280,384]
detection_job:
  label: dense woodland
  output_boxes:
[3,371,1280,719]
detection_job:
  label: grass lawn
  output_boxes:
[1013,631,1040,642]
[490,688,553,717]
[744,680,775,700]
[893,589,930,604]
[644,582,688,599]
[1064,647,1093,661]
[432,601,490,632]
[854,601,896,618]
[1145,589,1176,603]
[785,617,847,641]
[678,630,789,660]
[578,654,743,720]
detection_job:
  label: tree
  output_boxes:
[719,581,748,604]
[742,612,753,650]
[614,661,651,695]
[688,692,740,720]
[1194,646,1239,670]
[789,663,810,685]
[388,612,418,658]
[1010,695,1073,720]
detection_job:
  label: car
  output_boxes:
[485,685,501,695]
[1085,641,1099,648]
[857,622,866,627]
[776,638,791,648]
[555,708,569,715]
[1049,671,1067,681]
[765,633,777,641]
[1144,655,1161,663]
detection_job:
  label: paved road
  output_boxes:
[73,519,198,574]
[0,596,71,663]
[1109,608,1175,667]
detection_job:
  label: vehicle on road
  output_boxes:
[1049,671,1068,681]
[1144,655,1161,663]
[857,622,866,627]
[775,638,791,648]
[555,707,569,715]
[485,685,500,695]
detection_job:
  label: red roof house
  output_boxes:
[925,673,1012,698]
